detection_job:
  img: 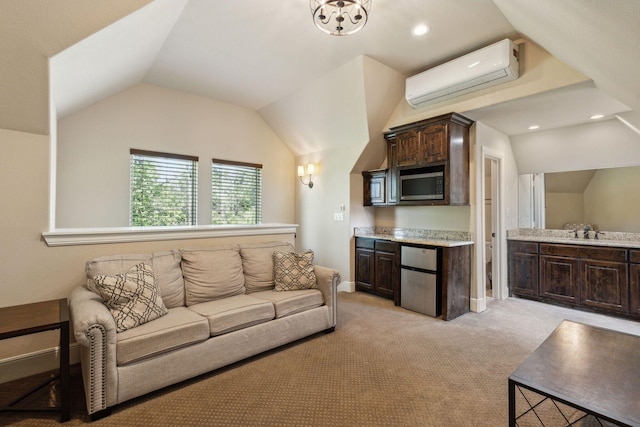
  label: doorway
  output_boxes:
[484,158,495,297]
[479,147,504,303]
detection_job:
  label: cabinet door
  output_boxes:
[397,130,421,167]
[422,124,448,162]
[540,256,580,303]
[509,248,539,297]
[386,141,398,205]
[581,260,629,313]
[374,251,396,297]
[630,263,640,317]
[370,173,386,205]
[355,248,375,291]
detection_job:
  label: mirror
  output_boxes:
[542,166,640,232]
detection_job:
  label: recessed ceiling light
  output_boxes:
[411,24,430,37]
[528,125,540,130]
[590,114,604,120]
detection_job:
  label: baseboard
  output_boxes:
[0,343,81,384]
[337,281,355,293]
[470,297,487,313]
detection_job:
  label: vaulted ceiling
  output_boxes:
[2,0,639,142]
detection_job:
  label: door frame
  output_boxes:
[474,146,506,311]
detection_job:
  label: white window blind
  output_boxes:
[212,159,262,225]
[130,149,198,226]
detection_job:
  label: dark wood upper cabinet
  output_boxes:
[362,170,386,206]
[380,112,473,207]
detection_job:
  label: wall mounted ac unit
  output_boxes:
[406,39,519,109]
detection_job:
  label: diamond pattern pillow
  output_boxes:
[92,263,168,332]
[273,251,317,291]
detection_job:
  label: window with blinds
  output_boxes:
[212,159,262,225]
[130,149,198,226]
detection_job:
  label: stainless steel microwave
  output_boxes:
[400,169,444,201]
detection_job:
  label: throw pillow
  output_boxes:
[92,263,168,332]
[273,250,317,291]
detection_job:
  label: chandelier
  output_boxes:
[310,0,371,36]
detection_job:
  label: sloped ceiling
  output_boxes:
[50,0,188,118]
[1,0,639,148]
[0,0,153,135]
[492,0,640,113]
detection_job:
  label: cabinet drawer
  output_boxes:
[355,238,375,249]
[509,241,539,254]
[375,240,398,253]
[540,244,626,262]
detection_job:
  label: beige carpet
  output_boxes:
[1,292,638,426]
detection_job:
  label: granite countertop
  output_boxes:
[507,234,640,249]
[355,233,474,248]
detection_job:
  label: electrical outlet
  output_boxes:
[334,212,344,221]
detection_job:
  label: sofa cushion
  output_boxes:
[151,251,185,308]
[239,241,294,293]
[116,306,209,365]
[251,289,324,318]
[187,294,275,336]
[181,246,245,306]
[85,251,184,309]
[92,263,168,333]
[86,253,152,293]
[273,251,317,291]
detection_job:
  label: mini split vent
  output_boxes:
[406,39,520,109]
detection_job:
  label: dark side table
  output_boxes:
[509,320,640,426]
[0,298,71,422]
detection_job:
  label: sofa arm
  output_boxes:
[314,265,340,328]
[69,285,118,414]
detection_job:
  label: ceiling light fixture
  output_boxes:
[411,24,430,37]
[310,0,371,36]
[528,125,540,130]
[590,114,604,120]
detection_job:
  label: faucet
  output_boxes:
[583,225,591,239]
[573,229,578,238]
[595,231,605,240]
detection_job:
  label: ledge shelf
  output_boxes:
[42,223,298,247]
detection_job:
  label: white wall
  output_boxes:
[374,206,471,231]
[57,83,295,228]
[471,122,520,309]
[261,56,405,283]
[512,119,640,174]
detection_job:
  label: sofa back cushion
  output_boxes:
[180,245,245,306]
[151,251,185,308]
[86,251,185,309]
[86,253,152,292]
[239,241,294,293]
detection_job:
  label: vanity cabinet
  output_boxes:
[508,241,635,319]
[507,241,539,297]
[627,250,640,317]
[355,237,399,302]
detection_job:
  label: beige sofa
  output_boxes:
[68,241,340,418]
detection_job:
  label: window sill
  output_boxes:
[42,223,298,247]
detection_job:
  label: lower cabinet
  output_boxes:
[508,241,539,297]
[629,251,640,317]
[355,237,471,319]
[355,238,399,303]
[540,255,580,304]
[508,241,636,320]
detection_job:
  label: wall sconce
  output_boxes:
[297,164,315,188]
